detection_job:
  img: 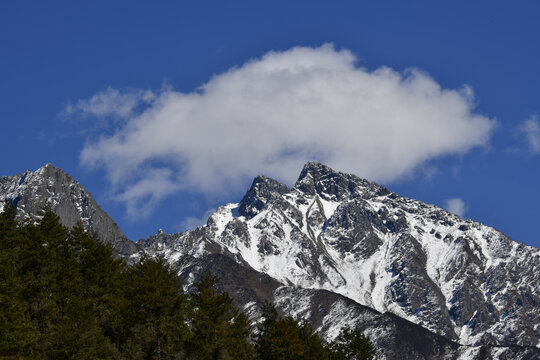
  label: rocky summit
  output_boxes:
[2,163,540,359]
[140,162,540,359]
[0,164,137,256]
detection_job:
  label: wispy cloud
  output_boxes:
[114,168,181,219]
[519,115,540,154]
[63,87,155,120]
[75,44,495,217]
[178,208,216,231]
[444,198,466,217]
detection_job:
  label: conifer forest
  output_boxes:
[0,203,374,360]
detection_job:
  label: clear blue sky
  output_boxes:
[2,1,540,247]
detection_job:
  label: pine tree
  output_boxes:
[34,209,116,359]
[0,202,377,360]
[254,302,337,360]
[70,223,125,331]
[121,256,189,360]
[255,302,310,360]
[328,326,375,360]
[0,201,38,357]
[187,272,256,360]
[296,320,329,360]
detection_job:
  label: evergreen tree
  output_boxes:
[70,223,125,333]
[0,200,18,246]
[20,207,69,342]
[0,201,38,358]
[328,326,375,360]
[255,302,319,360]
[121,256,189,360]
[254,302,359,360]
[37,209,116,359]
[296,319,329,360]
[0,202,377,360]
[187,272,256,360]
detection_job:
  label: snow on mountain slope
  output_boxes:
[144,162,540,349]
[1,163,539,359]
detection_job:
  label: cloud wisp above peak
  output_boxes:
[444,198,467,217]
[75,44,495,217]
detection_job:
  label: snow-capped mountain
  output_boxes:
[2,163,539,359]
[141,162,540,358]
[0,164,137,256]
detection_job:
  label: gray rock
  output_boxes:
[0,164,138,256]
[141,161,540,359]
[4,162,540,359]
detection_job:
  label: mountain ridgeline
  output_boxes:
[1,205,371,359]
[1,163,539,360]
[0,164,137,256]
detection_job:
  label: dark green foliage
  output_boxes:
[254,302,330,360]
[255,302,376,360]
[0,205,118,359]
[120,256,189,360]
[0,204,376,360]
[328,326,375,360]
[0,201,38,358]
[187,272,256,360]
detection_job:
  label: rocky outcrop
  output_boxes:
[0,164,138,256]
[3,162,539,359]
[141,162,540,359]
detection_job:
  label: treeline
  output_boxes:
[0,203,374,360]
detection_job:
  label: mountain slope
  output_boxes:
[140,247,540,359]
[142,162,540,352]
[1,163,539,359]
[0,164,137,256]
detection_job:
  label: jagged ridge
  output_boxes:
[142,162,540,359]
[0,164,137,255]
[2,163,539,359]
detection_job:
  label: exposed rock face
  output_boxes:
[141,162,540,359]
[0,164,138,256]
[141,236,540,360]
[2,163,539,359]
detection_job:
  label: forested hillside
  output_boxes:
[0,202,373,360]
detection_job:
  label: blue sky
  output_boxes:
[2,1,540,247]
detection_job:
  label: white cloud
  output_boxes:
[519,115,540,154]
[444,198,466,217]
[114,168,181,219]
[78,44,495,217]
[64,87,155,119]
[178,208,216,231]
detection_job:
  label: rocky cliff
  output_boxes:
[2,162,539,359]
[140,162,540,359]
[0,164,137,256]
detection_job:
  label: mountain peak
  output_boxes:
[295,161,342,185]
[36,162,56,172]
[294,161,387,200]
[298,161,335,176]
[294,161,339,196]
[33,163,73,182]
[131,160,540,357]
[236,162,391,220]
[0,164,138,256]
[238,175,289,219]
